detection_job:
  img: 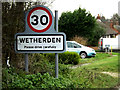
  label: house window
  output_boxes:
[103,35,106,38]
[106,35,110,38]
[113,35,116,38]
[110,34,116,38]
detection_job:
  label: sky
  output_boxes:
[49,0,120,19]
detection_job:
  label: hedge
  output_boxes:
[43,51,80,65]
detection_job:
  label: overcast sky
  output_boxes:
[50,0,120,19]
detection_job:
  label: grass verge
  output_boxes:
[68,52,119,88]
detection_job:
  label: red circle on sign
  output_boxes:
[27,7,52,33]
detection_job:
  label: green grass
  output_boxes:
[79,52,112,65]
[69,68,118,88]
[67,52,119,88]
[81,55,118,72]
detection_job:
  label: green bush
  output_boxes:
[2,67,26,88]
[2,52,80,88]
[59,52,80,65]
[2,67,73,88]
[43,53,55,62]
[44,52,80,65]
[29,53,54,74]
[2,69,95,88]
[58,63,71,76]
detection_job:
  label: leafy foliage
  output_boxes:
[59,8,105,46]
[29,54,54,74]
[2,67,72,88]
[111,13,120,25]
[2,53,118,88]
[88,22,106,46]
[59,52,80,65]
[59,8,96,40]
[44,52,80,65]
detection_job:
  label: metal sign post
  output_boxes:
[55,10,58,78]
[25,53,28,72]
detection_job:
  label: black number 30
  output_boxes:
[31,15,48,25]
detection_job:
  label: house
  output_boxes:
[96,14,120,38]
[96,14,120,51]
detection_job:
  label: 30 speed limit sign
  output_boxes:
[15,5,66,53]
[27,6,52,33]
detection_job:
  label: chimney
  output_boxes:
[110,20,113,28]
[96,14,101,19]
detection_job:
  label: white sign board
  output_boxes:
[15,34,65,53]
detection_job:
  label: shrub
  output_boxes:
[59,52,80,65]
[43,53,55,62]
[58,63,71,76]
[29,53,54,74]
[44,52,80,65]
[2,67,26,88]
[2,67,73,88]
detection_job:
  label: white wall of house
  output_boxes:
[99,34,120,50]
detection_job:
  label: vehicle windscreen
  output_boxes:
[67,42,81,48]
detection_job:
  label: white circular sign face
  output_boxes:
[27,7,52,33]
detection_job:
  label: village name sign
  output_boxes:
[15,5,66,53]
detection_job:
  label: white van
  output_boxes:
[99,35,120,51]
[66,41,96,59]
